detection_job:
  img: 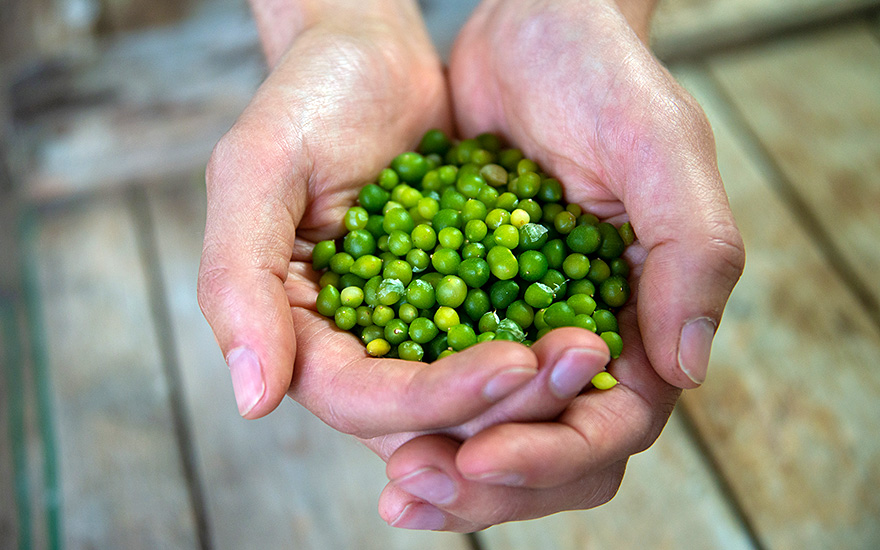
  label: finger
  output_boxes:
[198,98,309,419]
[288,306,540,438]
[384,435,626,531]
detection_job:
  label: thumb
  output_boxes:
[197,116,307,419]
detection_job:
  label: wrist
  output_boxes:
[248,0,427,66]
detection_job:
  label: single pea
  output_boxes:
[553,210,577,234]
[476,132,503,153]
[592,309,619,333]
[384,319,409,345]
[542,203,565,225]
[377,234,390,252]
[574,313,598,332]
[496,192,519,212]
[409,317,439,344]
[478,311,500,333]
[440,186,467,211]
[387,230,412,257]
[392,184,422,208]
[566,203,582,217]
[480,163,508,187]
[350,254,383,279]
[372,305,395,327]
[434,306,461,332]
[382,208,415,234]
[464,219,488,243]
[477,185,499,209]
[490,279,521,309]
[460,199,487,224]
[541,239,566,269]
[506,300,535,330]
[438,227,465,250]
[391,152,429,184]
[398,303,419,324]
[432,208,463,232]
[411,224,437,250]
[477,332,496,343]
[566,224,601,254]
[377,167,400,190]
[496,318,526,342]
[518,223,550,251]
[377,278,405,306]
[379,251,397,266]
[436,275,468,308]
[610,257,630,278]
[344,206,370,231]
[535,327,552,340]
[447,324,478,351]
[578,212,600,226]
[343,230,376,259]
[567,293,598,316]
[493,224,520,249]
[537,178,563,202]
[515,171,541,199]
[533,308,548,330]
[567,278,596,298]
[406,249,430,273]
[364,214,385,240]
[591,371,619,390]
[340,286,364,308]
[449,139,479,164]
[498,148,524,172]
[334,306,357,330]
[544,301,576,327]
[599,275,630,308]
[524,282,555,309]
[419,129,453,156]
[600,332,623,359]
[487,246,519,280]
[383,259,413,286]
[356,305,374,327]
[358,184,391,214]
[456,172,486,199]
[485,208,511,230]
[618,221,636,246]
[458,258,491,288]
[431,248,461,275]
[437,349,455,359]
[510,208,530,228]
[597,222,626,260]
[461,242,487,260]
[361,325,384,345]
[405,279,436,309]
[366,338,392,357]
[518,250,549,282]
[416,197,439,221]
[587,258,611,284]
[562,253,590,279]
[363,276,382,307]
[463,288,491,321]
[516,158,539,175]
[319,271,340,289]
[316,285,341,317]
[421,170,441,192]
[540,269,568,298]
[424,334,450,362]
[420,271,443,289]
[398,340,425,362]
[312,240,337,270]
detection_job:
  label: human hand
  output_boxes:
[376,0,745,531]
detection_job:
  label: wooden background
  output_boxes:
[1,0,879,549]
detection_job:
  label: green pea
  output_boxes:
[600,331,623,359]
[405,279,436,310]
[431,248,461,275]
[316,285,341,317]
[587,258,611,284]
[574,313,597,332]
[478,311,500,333]
[465,219,488,243]
[388,230,413,256]
[591,371,619,390]
[493,224,520,249]
[409,317,439,344]
[391,152,429,184]
[562,253,590,280]
[377,167,400,190]
[384,319,409,345]
[496,192,519,212]
[398,303,419,324]
[553,210,577,234]
[406,249,430,273]
[432,208,463,232]
[419,129,453,156]
[377,278,405,306]
[340,286,364,308]
[599,275,630,308]
[344,206,370,231]
[597,222,626,260]
[537,178,563,202]
[533,308,548,330]
[366,338,392,357]
[518,223,549,251]
[480,163,508,187]
[567,278,596,298]
[498,148,524,172]
[436,275,468,308]
[544,301,576,328]
[542,203,564,225]
[363,276,382,306]
[592,309,619,333]
[567,294,597,316]
[566,224,601,254]
[518,250,549,282]
[610,257,630,278]
[463,288,490,321]
[319,271,340,289]
[382,208,415,234]
[372,305,395,327]
[398,340,425,362]
[456,172,486,199]
[540,269,567,298]
[383,259,413,286]
[506,300,534,330]
[477,185,499,209]
[358,184,391,214]
[364,214,385,240]
[350,254,383,279]
[312,240,337,270]
[618,221,636,246]
[411,224,437,250]
[356,305,374,327]
[524,282,555,309]
[333,306,357,330]
[540,239,566,269]
[439,227,465,250]
[490,279,521,309]
[487,246,519,280]
[458,258,491,288]
[343,229,376,259]
[485,208,510,230]
[434,306,461,332]
[447,324,477,351]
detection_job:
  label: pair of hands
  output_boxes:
[197,0,745,532]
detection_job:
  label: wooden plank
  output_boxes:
[478,410,756,550]
[706,24,880,311]
[146,179,472,550]
[672,64,880,550]
[652,0,880,60]
[31,195,199,548]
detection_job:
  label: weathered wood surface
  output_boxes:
[31,196,200,548]
[146,180,472,550]
[477,411,756,550]
[652,0,880,59]
[673,61,880,550]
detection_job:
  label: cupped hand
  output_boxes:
[378,0,745,531]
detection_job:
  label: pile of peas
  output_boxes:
[312,130,633,388]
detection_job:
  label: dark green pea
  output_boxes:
[358,184,390,213]
[406,279,436,310]
[356,306,374,327]
[350,254,383,279]
[458,258,491,288]
[420,272,443,289]
[377,234,390,252]
[312,240,337,270]
[516,158,539,175]
[518,250,549,282]
[574,314,598,332]
[364,214,385,240]
[379,251,397,266]
[597,222,626,260]
[449,139,480,164]
[578,212,600,226]
[461,242,487,260]
[424,333,450,362]
[334,306,357,330]
[498,149,524,172]
[542,203,565,225]
[533,308,548,330]
[540,269,568,298]
[447,324,477,351]
[432,209,463,232]
[587,258,611,284]
[518,223,549,251]
[361,325,384,345]
[329,252,354,275]
[524,282,555,309]
[610,258,630,278]
[343,229,377,259]
[406,249,430,273]
[372,305,395,327]
[476,132,503,153]
[319,271,340,289]
[384,319,409,345]
[567,278,596,298]
[438,227,465,250]
[398,340,425,362]
[436,275,468,308]
[599,275,631,308]
[592,309,619,333]
[391,152,429,184]
[567,293,598,316]
[419,129,452,156]
[506,300,534,330]
[463,288,490,321]
[496,318,526,342]
[382,208,415,234]
[553,210,577,234]
[562,253,590,279]
[537,178,563,202]
[487,246,519,280]
[490,279,521,309]
[409,317,439,344]
[566,203,582,217]
[337,275,363,293]
[600,331,623,359]
[566,224,601,254]
[431,248,461,275]
[316,285,341,317]
[515,171,541,199]
[544,301,576,328]
[541,239,566,269]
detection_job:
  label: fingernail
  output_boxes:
[549,348,609,399]
[390,503,446,531]
[474,471,525,486]
[678,317,717,385]
[226,347,266,417]
[395,468,457,506]
[482,367,538,403]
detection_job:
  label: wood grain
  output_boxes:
[673,63,880,550]
[146,179,472,550]
[31,195,199,548]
